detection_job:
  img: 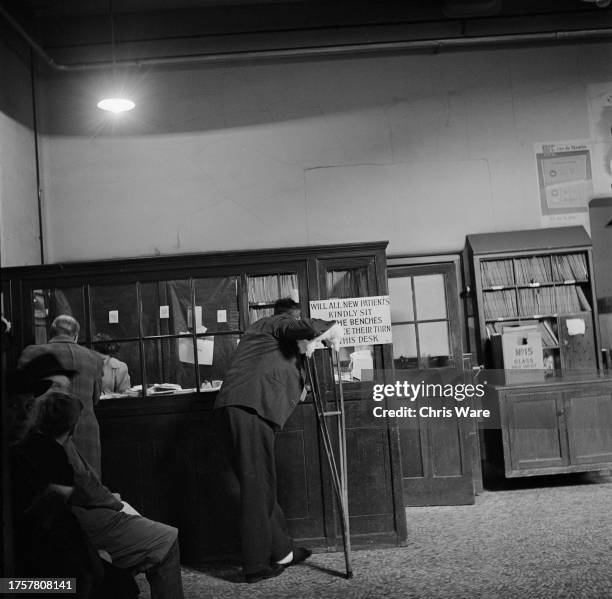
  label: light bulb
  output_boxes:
[97,98,136,113]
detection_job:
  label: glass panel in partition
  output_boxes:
[141,280,191,337]
[194,277,240,333]
[195,334,240,389]
[325,266,373,381]
[248,273,299,303]
[326,269,369,299]
[90,283,138,339]
[249,305,274,324]
[247,273,299,324]
[32,287,86,343]
[142,338,196,396]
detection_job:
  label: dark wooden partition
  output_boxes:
[3,241,407,564]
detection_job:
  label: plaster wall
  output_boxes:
[9,42,612,264]
[0,38,40,267]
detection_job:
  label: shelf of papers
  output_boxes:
[466,227,602,375]
[480,253,588,288]
[247,272,299,323]
[483,284,591,320]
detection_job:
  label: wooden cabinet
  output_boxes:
[465,227,611,478]
[466,226,602,376]
[495,378,612,477]
[2,241,407,563]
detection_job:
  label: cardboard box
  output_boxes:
[491,325,545,384]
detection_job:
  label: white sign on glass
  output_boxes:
[309,296,392,347]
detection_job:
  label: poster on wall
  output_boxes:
[586,82,612,196]
[535,141,593,232]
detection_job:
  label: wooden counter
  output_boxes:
[96,390,407,566]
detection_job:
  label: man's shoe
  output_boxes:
[288,547,312,566]
[245,563,285,584]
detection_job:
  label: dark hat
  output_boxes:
[9,353,77,396]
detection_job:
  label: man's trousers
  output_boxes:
[214,405,293,575]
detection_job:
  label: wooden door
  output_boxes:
[388,260,475,505]
[311,254,407,549]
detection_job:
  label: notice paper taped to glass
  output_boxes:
[566,318,586,336]
[178,325,214,365]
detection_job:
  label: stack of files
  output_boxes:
[481,260,515,287]
[518,287,556,316]
[539,320,559,347]
[551,253,588,281]
[248,275,280,303]
[575,286,592,311]
[278,274,299,300]
[249,306,274,323]
[514,256,553,285]
[484,289,517,319]
[553,286,588,313]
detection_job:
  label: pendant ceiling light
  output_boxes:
[98,0,135,113]
[97,97,135,113]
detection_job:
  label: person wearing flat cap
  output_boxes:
[18,314,104,477]
[213,298,337,583]
[7,352,78,445]
[11,389,183,599]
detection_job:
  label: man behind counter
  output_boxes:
[214,298,338,583]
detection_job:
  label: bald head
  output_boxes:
[51,315,80,339]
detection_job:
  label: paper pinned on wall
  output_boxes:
[159,305,169,319]
[566,318,586,336]
[108,310,119,323]
[178,336,214,365]
[187,305,204,329]
[217,309,227,323]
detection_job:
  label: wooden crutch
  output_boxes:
[304,347,353,579]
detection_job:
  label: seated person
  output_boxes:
[12,389,184,599]
[11,427,104,599]
[9,354,139,598]
[7,352,77,445]
[92,333,131,394]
